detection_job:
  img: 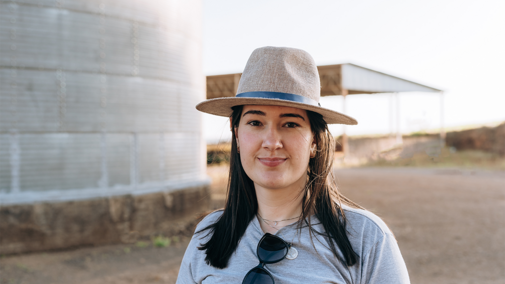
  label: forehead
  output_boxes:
[241,105,308,118]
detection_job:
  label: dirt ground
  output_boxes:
[1,166,504,284]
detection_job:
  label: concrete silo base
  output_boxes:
[0,185,210,255]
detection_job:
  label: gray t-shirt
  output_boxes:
[176,205,410,283]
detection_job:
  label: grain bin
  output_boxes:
[0,0,208,254]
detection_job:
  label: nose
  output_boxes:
[261,125,283,151]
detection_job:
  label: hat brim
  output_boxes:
[196,97,357,125]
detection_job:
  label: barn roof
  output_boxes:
[206,63,441,99]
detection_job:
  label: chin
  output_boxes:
[257,178,291,190]
[257,174,284,186]
[263,182,286,190]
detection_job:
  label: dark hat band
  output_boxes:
[236,91,321,107]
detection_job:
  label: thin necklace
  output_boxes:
[257,213,301,229]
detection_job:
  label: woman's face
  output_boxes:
[236,105,315,191]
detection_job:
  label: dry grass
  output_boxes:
[206,148,505,202]
[364,147,505,171]
[206,164,229,199]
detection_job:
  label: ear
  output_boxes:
[310,141,317,158]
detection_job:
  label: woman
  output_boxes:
[177,47,410,283]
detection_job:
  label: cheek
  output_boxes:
[238,132,261,180]
[287,134,313,161]
[238,132,260,158]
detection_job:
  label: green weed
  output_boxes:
[135,241,149,248]
[153,235,171,248]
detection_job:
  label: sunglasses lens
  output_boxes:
[257,235,288,263]
[243,267,274,284]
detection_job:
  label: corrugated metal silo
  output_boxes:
[0,0,209,254]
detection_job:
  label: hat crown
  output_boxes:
[236,46,321,102]
[195,46,357,125]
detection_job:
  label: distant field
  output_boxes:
[208,147,505,173]
[207,148,505,203]
[363,147,505,171]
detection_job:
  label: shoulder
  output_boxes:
[176,210,224,283]
[194,209,224,233]
[342,204,391,236]
[341,205,410,282]
[340,204,394,255]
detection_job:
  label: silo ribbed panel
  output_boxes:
[0,135,11,193]
[0,0,206,203]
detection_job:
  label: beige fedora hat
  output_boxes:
[196,46,358,125]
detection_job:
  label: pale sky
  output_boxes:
[201,0,505,144]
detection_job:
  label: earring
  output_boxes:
[236,139,240,153]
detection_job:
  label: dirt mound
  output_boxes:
[447,122,505,156]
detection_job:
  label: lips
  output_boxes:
[258,157,287,167]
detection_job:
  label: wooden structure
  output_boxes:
[206,63,443,153]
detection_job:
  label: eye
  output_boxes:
[284,122,300,128]
[247,120,262,127]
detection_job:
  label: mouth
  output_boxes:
[258,157,287,167]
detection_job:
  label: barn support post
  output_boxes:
[440,91,446,146]
[395,92,403,145]
[341,88,349,155]
[389,93,394,137]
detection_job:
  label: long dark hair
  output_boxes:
[198,105,362,268]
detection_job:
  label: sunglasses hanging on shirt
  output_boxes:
[242,233,295,284]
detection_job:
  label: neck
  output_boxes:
[255,183,305,234]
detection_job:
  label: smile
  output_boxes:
[258,157,287,167]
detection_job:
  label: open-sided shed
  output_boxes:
[206,63,443,152]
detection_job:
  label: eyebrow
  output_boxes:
[280,113,305,121]
[242,110,265,117]
[242,110,305,121]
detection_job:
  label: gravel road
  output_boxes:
[1,167,504,284]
